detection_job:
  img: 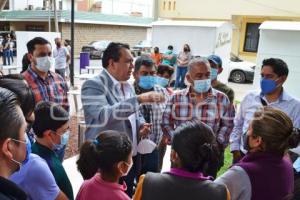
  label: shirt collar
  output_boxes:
[28,65,53,80]
[104,68,120,86]
[259,88,292,103]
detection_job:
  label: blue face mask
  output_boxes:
[10,135,31,169]
[260,78,279,94]
[138,76,156,90]
[23,134,31,165]
[53,131,70,150]
[156,76,169,87]
[210,68,218,80]
[193,79,211,93]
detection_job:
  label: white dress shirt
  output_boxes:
[230,89,300,153]
[105,69,138,156]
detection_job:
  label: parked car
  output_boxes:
[81,40,111,59]
[131,40,152,57]
[228,54,255,83]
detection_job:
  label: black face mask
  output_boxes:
[243,132,250,151]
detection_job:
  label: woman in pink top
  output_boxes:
[76,131,133,200]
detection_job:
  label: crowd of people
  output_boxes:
[0,33,15,66]
[0,37,300,200]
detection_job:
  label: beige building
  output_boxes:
[0,10,152,55]
[157,0,300,61]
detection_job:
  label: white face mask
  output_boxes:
[36,56,53,72]
[137,139,157,154]
[120,160,133,177]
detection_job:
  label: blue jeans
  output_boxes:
[141,149,159,174]
[9,50,14,63]
[3,49,10,65]
[175,66,188,89]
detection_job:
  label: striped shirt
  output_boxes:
[22,66,69,111]
[162,87,234,147]
[134,83,171,145]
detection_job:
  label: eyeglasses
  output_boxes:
[10,138,27,144]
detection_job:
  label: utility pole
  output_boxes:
[53,0,59,32]
[70,0,75,86]
[48,0,51,32]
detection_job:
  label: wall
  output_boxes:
[61,23,148,55]
[158,0,300,20]
[10,0,43,10]
[231,15,300,62]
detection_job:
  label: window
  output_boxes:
[163,1,166,10]
[173,1,176,10]
[168,1,171,10]
[243,23,261,52]
[26,25,45,32]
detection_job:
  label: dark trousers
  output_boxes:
[141,149,159,174]
[120,154,141,198]
[158,142,167,172]
[55,69,66,79]
[175,66,188,89]
[206,149,225,179]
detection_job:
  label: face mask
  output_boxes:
[121,161,133,177]
[53,131,70,150]
[36,56,53,73]
[156,76,169,87]
[210,68,218,80]
[260,78,280,94]
[184,48,188,52]
[137,139,157,154]
[10,135,31,170]
[138,76,156,90]
[193,79,211,93]
[243,132,250,151]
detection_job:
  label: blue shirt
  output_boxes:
[230,89,300,153]
[10,154,60,200]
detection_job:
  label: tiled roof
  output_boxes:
[0,10,153,27]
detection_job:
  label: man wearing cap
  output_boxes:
[208,55,235,104]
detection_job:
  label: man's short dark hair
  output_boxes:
[27,37,50,54]
[157,64,174,77]
[134,56,154,72]
[102,42,130,69]
[168,45,173,50]
[33,101,69,138]
[262,58,289,77]
[0,87,24,142]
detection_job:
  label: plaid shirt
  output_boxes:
[23,66,69,111]
[134,83,171,145]
[162,87,234,147]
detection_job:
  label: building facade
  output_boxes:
[157,0,300,62]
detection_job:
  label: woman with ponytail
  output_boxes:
[76,131,133,200]
[133,121,230,200]
[216,106,300,200]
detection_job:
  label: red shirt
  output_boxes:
[22,67,69,111]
